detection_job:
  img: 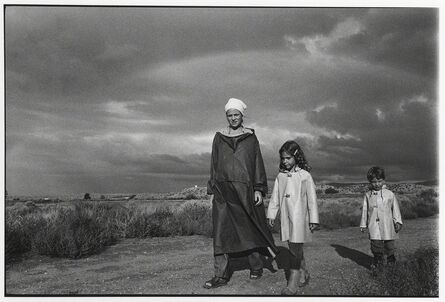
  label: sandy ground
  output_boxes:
[5,216,438,296]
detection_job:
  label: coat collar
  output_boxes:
[369,185,387,196]
[219,126,254,137]
[216,130,254,150]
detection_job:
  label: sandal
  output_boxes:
[203,276,228,289]
[281,287,297,295]
[249,270,263,280]
[299,271,310,287]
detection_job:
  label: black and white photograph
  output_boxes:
[4,3,439,297]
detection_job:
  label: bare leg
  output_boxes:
[299,257,306,283]
[281,269,301,295]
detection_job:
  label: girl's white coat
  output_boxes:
[267,168,319,243]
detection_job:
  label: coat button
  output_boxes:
[285,194,290,198]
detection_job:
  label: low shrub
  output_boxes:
[184,193,198,200]
[5,203,47,262]
[347,246,438,296]
[325,187,339,194]
[6,212,33,260]
[398,194,439,220]
[414,202,438,218]
[418,188,438,202]
[125,207,177,238]
[5,191,438,262]
[175,200,212,236]
[33,203,117,258]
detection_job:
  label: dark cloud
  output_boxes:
[327,8,437,78]
[5,7,438,195]
[306,100,437,181]
[6,7,355,100]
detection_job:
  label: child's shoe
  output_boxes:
[387,255,396,265]
[371,255,383,267]
[370,256,383,276]
[281,287,298,295]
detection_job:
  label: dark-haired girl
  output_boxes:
[267,140,319,295]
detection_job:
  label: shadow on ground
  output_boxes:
[331,244,372,269]
[227,246,298,280]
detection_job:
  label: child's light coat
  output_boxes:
[360,188,403,240]
[267,168,319,243]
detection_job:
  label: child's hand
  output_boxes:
[394,222,403,233]
[309,223,319,232]
[254,191,263,206]
[268,219,275,228]
[360,227,367,233]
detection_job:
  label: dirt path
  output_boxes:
[6,216,438,295]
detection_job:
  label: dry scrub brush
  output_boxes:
[6,200,212,261]
[6,189,437,261]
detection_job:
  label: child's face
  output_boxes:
[370,177,385,191]
[281,151,296,171]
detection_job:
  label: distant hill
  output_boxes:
[7,180,437,203]
[415,180,438,186]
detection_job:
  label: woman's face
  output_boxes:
[226,109,243,129]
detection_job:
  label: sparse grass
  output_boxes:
[377,247,438,296]
[348,247,438,296]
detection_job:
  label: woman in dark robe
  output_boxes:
[204,98,278,289]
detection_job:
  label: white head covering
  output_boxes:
[225,98,247,116]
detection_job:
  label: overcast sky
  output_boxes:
[5,6,438,195]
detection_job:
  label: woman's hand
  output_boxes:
[254,191,263,206]
[268,219,275,228]
[360,227,367,233]
[309,223,319,232]
[209,194,214,203]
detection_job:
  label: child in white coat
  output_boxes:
[360,166,403,269]
[267,140,319,295]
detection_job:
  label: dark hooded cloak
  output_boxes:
[207,130,278,255]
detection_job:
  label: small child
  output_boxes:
[360,166,403,269]
[267,140,319,295]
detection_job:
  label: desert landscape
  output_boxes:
[5,182,439,296]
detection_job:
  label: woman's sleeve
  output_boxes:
[253,136,268,196]
[307,173,319,224]
[392,193,403,225]
[360,194,368,228]
[267,178,280,219]
[207,134,217,195]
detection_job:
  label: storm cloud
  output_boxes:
[5,7,437,195]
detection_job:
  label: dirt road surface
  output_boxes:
[6,216,438,296]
